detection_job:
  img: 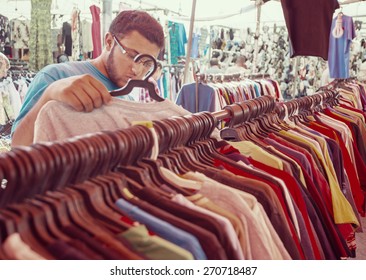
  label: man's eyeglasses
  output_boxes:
[113,35,155,70]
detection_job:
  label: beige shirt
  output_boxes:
[34,99,190,142]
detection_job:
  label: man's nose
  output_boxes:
[131,63,138,76]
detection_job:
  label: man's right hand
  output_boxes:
[12,74,113,147]
[44,74,112,112]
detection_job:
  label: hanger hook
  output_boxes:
[133,53,157,81]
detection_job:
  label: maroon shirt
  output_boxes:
[281,0,339,59]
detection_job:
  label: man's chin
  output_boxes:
[115,79,128,88]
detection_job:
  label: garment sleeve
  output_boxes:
[344,16,356,54]
[175,86,184,107]
[348,16,356,41]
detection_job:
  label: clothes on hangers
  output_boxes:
[1,88,366,260]
[176,77,283,113]
[81,19,93,54]
[220,88,366,258]
[0,14,11,53]
[62,22,72,57]
[71,7,81,61]
[90,5,102,58]
[328,15,356,79]
[0,73,29,126]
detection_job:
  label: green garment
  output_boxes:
[119,225,194,260]
[29,0,53,71]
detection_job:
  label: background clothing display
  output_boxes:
[81,19,93,54]
[0,14,11,53]
[0,52,10,78]
[71,8,81,61]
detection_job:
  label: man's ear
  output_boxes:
[105,33,114,51]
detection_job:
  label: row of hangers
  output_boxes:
[219,90,340,142]
[0,90,341,253]
[275,90,340,120]
[196,72,271,84]
[0,107,235,248]
[0,95,277,210]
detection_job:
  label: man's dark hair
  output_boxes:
[109,10,164,48]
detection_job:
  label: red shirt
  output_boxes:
[213,156,306,260]
[307,121,365,216]
[247,157,323,260]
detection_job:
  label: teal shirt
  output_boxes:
[11,61,132,135]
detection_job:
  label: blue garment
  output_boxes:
[253,82,261,98]
[162,69,169,99]
[191,33,200,59]
[168,21,187,64]
[115,198,207,260]
[175,83,216,113]
[11,61,132,135]
[328,15,355,79]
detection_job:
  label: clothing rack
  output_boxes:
[213,95,276,125]
[0,97,296,261]
[0,98,266,208]
[1,91,365,260]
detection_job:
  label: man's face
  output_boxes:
[106,30,161,88]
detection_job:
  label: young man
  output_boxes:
[11,10,164,146]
